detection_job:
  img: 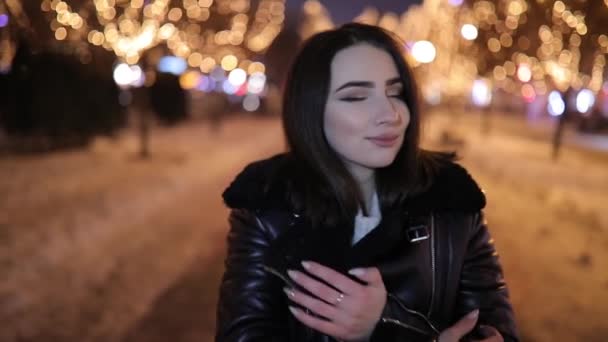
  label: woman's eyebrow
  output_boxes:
[334,77,403,93]
[334,81,374,93]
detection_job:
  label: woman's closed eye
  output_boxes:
[340,96,367,102]
[386,87,404,99]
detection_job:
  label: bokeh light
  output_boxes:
[411,40,436,64]
[472,79,492,107]
[576,89,595,114]
[158,56,188,75]
[461,24,478,41]
[0,14,9,28]
[548,91,565,116]
[243,94,261,111]
[228,68,247,87]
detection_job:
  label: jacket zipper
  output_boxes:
[384,293,440,335]
[262,265,296,288]
[380,318,431,336]
[428,213,436,317]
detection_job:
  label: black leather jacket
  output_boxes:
[216,154,519,342]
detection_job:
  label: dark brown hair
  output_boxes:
[280,22,451,227]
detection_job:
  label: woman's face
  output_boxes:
[323,43,410,179]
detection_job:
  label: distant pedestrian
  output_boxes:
[552,87,574,160]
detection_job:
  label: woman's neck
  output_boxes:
[348,167,376,214]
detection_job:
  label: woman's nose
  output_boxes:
[375,96,400,125]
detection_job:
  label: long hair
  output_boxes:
[280,22,452,227]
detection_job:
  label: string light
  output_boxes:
[41,0,283,78]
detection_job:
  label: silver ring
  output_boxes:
[335,293,345,305]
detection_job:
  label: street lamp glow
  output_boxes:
[461,24,478,41]
[517,63,532,82]
[113,63,144,87]
[228,68,247,87]
[113,63,133,87]
[411,40,436,64]
[247,72,266,94]
[548,91,565,116]
[576,89,595,114]
[472,79,492,107]
[158,56,187,75]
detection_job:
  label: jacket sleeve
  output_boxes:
[457,211,520,342]
[215,208,289,342]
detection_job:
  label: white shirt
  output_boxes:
[352,192,382,245]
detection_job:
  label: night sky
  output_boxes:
[286,0,421,25]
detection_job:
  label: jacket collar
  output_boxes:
[223,153,486,213]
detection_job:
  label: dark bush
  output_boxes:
[0,45,126,153]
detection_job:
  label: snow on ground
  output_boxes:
[0,116,282,341]
[424,109,608,342]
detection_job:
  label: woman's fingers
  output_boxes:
[474,325,504,342]
[348,267,383,287]
[283,287,342,322]
[439,310,479,342]
[287,269,346,305]
[300,261,362,295]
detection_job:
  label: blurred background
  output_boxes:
[0,0,607,341]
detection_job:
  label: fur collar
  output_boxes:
[223,153,486,213]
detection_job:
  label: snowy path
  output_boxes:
[425,110,608,342]
[0,116,283,341]
[2,112,607,341]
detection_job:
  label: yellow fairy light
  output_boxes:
[187,6,202,19]
[504,61,516,76]
[199,0,214,7]
[576,24,587,36]
[553,1,565,14]
[200,57,216,73]
[180,71,201,90]
[493,66,506,81]
[229,32,244,45]
[55,1,68,13]
[55,27,67,40]
[507,1,524,16]
[488,38,501,53]
[559,50,572,66]
[70,15,83,30]
[168,8,183,21]
[505,16,518,30]
[199,8,210,21]
[131,0,144,9]
[248,61,265,74]
[570,34,581,47]
[539,26,552,43]
[221,55,238,71]
[500,33,513,48]
[41,0,51,12]
[103,8,116,20]
[125,53,140,65]
[188,52,203,67]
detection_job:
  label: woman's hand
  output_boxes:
[285,261,386,342]
[438,309,504,342]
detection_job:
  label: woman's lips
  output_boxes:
[367,135,400,147]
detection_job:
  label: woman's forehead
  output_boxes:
[329,44,400,87]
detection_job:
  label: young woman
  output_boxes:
[216,23,519,342]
